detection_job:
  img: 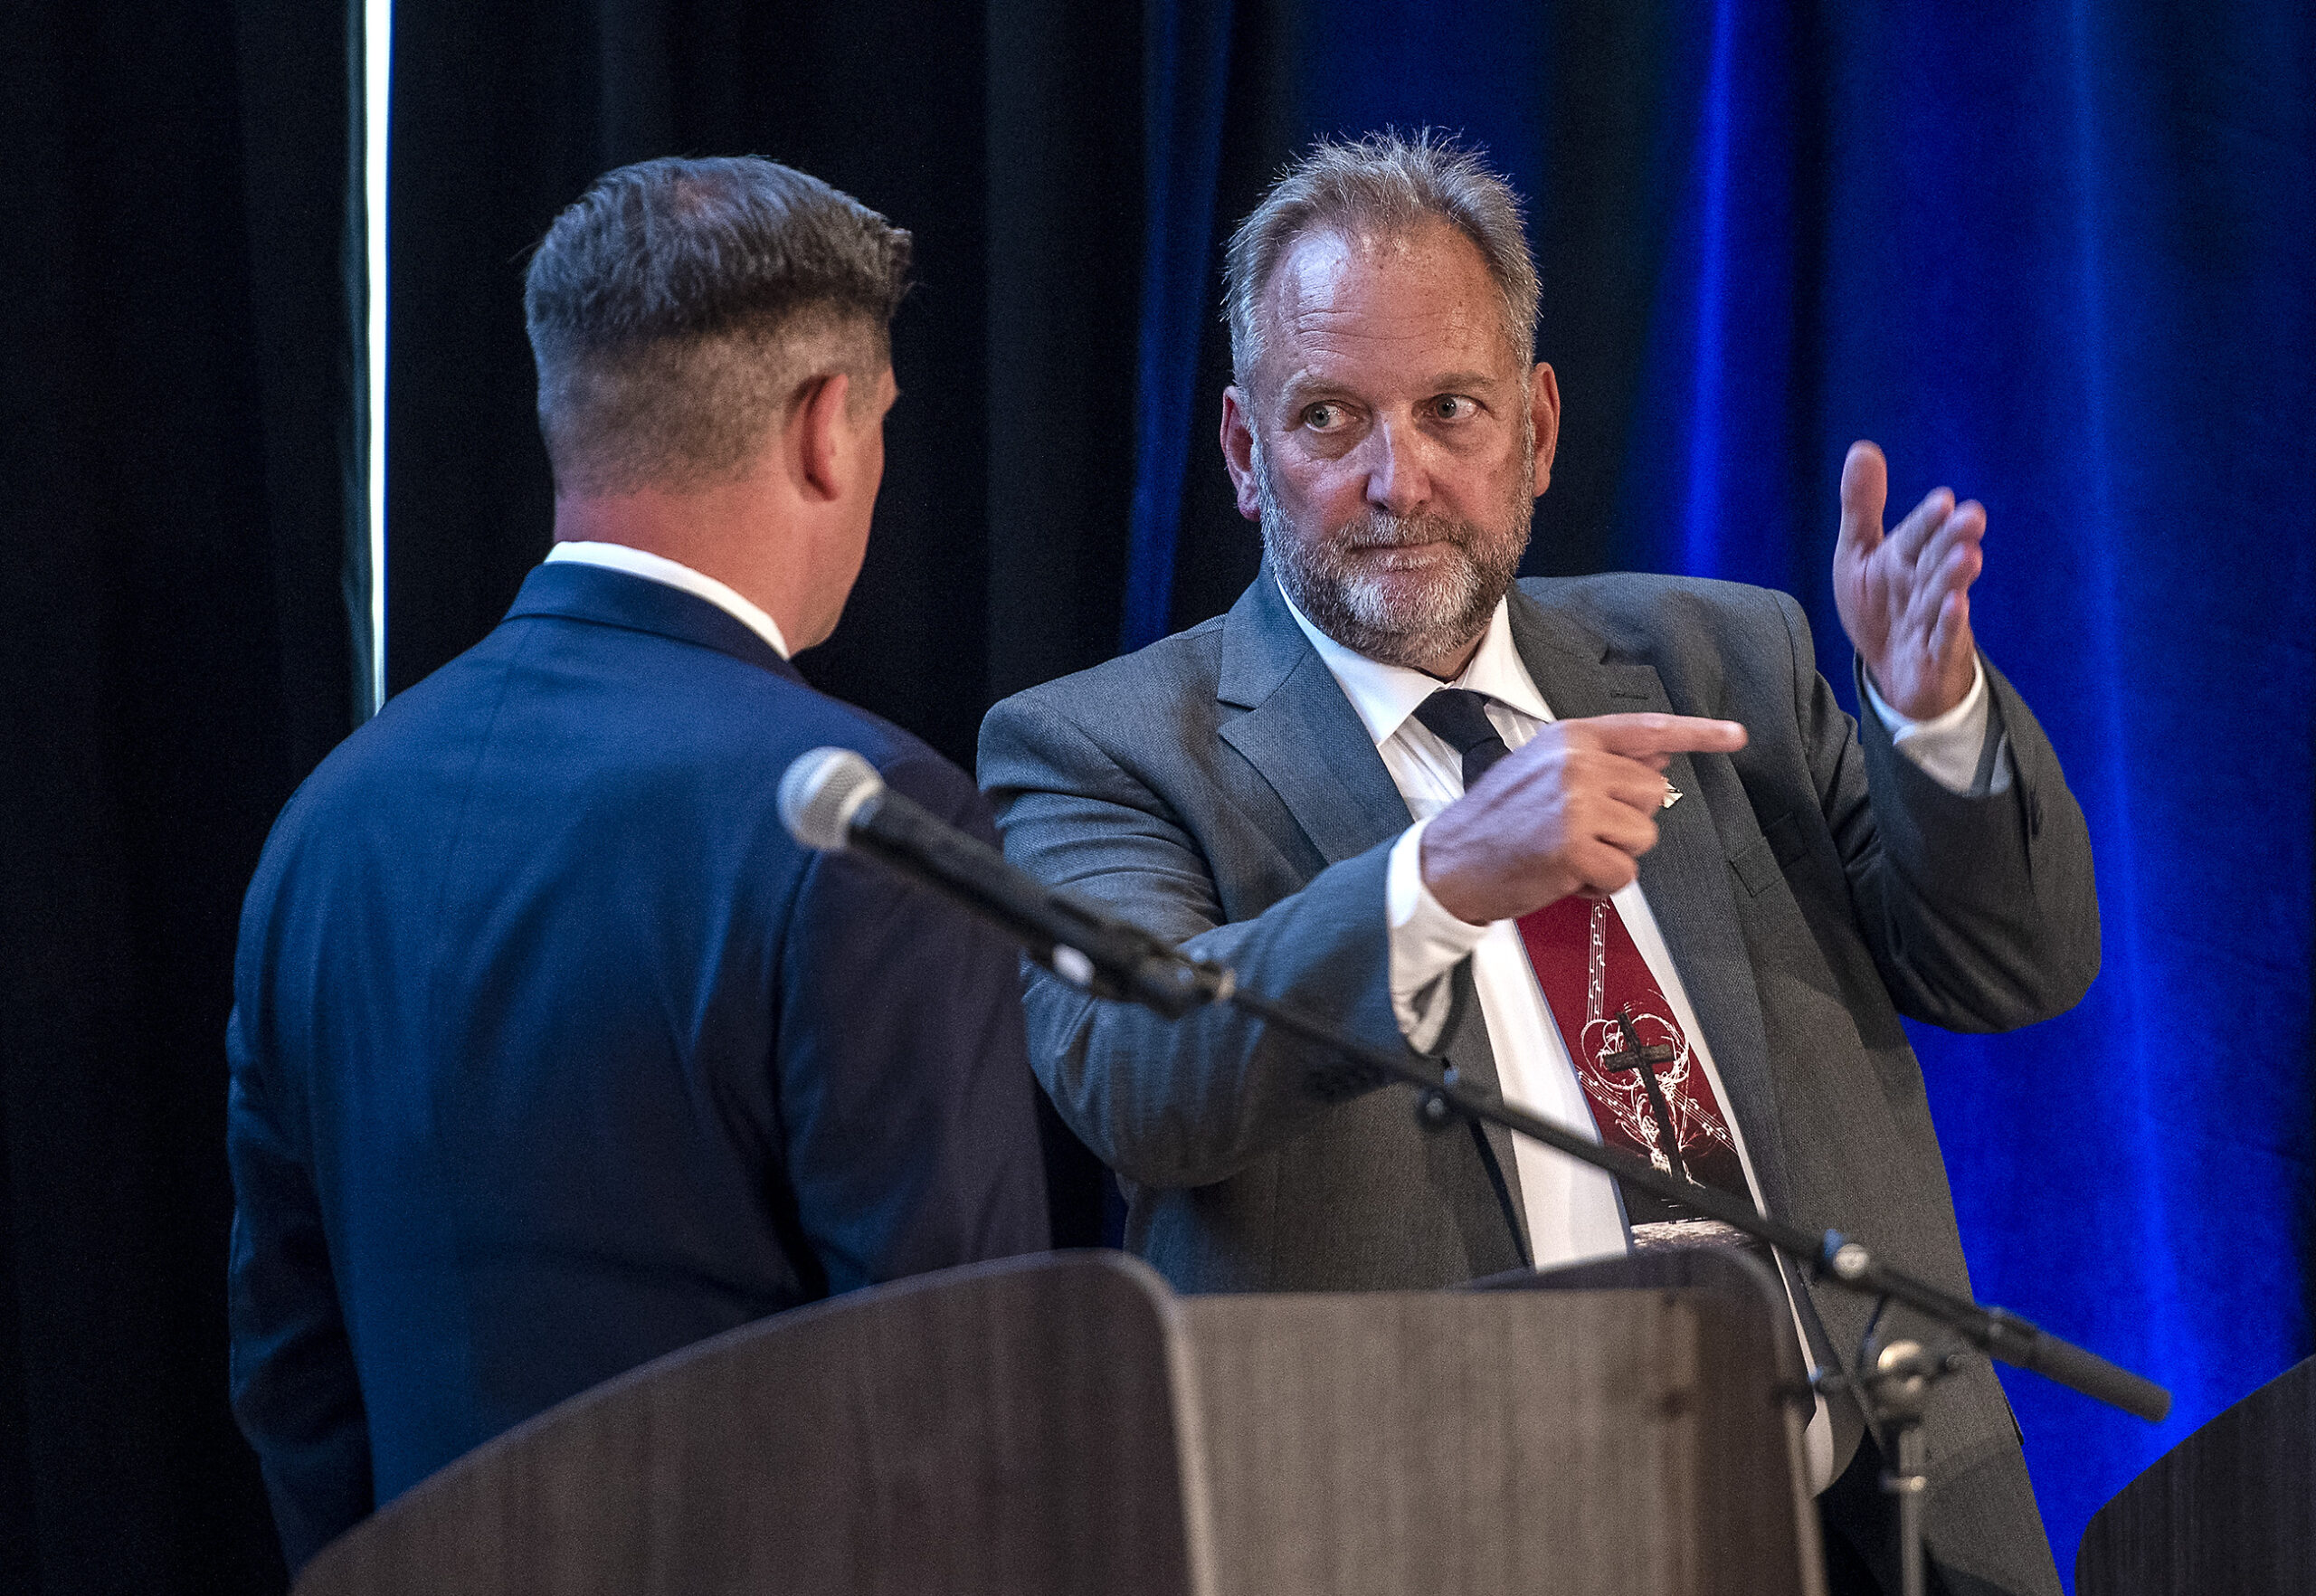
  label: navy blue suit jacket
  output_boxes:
[226,562,1050,1571]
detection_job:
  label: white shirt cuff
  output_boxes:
[1861,656,2010,794]
[1388,819,1492,1050]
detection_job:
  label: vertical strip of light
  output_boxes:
[365,0,391,712]
[2067,0,2181,1422]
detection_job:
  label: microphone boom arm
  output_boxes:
[776,746,2169,1422]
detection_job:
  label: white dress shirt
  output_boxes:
[1277,583,2001,1493]
[546,541,792,659]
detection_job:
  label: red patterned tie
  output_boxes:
[1514,894,1751,1227]
[1411,689,1751,1234]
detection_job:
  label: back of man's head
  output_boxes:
[1222,130,1538,387]
[526,157,911,499]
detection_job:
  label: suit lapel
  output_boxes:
[1215,575,1413,864]
[1504,584,1784,1193]
[1215,575,1534,1259]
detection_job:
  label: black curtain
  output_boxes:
[0,1,361,1591]
[389,0,1014,768]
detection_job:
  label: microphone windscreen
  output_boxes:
[779,746,881,851]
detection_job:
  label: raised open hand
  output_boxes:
[1832,441,1984,721]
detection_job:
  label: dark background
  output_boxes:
[4,1,2310,1591]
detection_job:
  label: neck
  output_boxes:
[553,483,803,640]
[1411,632,1487,681]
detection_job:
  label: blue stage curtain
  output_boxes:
[1123,0,1237,651]
[1128,2,2315,1581]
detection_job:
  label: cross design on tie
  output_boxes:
[1596,1003,1688,1183]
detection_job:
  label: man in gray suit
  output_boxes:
[980,132,2095,1596]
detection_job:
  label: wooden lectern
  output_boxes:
[2075,1353,2315,1595]
[295,1249,1823,1596]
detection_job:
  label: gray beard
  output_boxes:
[1255,444,1533,672]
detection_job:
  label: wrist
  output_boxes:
[1419,823,1493,926]
[1862,657,1974,723]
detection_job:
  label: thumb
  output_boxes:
[1837,440,1887,559]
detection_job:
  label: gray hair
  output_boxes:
[1221,130,1539,386]
[525,156,912,497]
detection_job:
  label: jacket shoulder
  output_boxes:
[990,613,1228,721]
[979,614,1229,774]
[1517,572,1805,657]
[264,617,982,890]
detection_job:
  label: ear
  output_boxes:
[1528,362,1561,497]
[1220,386,1262,521]
[793,371,853,502]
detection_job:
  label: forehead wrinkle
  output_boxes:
[1283,300,1486,347]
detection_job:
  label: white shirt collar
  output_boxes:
[1277,577,1552,748]
[545,541,791,660]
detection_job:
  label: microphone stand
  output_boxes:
[1112,959,2168,1596]
[801,776,2166,1593]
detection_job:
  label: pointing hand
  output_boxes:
[1421,713,1749,925]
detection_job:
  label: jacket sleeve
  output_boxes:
[774,750,1052,1288]
[980,690,1410,1192]
[1780,592,2102,1031]
[225,982,374,1575]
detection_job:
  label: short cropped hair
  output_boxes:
[1221,130,1538,385]
[525,156,912,496]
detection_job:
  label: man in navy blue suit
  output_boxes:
[225,157,1051,1573]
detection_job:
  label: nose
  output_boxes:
[1362,416,1429,516]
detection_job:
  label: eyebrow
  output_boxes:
[1277,367,1507,404]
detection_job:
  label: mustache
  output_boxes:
[1332,512,1475,551]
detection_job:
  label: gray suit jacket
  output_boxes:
[980,570,2097,1596]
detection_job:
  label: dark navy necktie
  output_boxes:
[1411,688,1511,790]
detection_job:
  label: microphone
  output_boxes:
[777,747,1230,1018]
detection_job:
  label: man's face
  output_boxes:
[1222,223,1559,674]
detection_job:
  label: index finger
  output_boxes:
[1564,712,1749,758]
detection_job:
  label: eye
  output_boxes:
[1431,394,1478,422]
[1300,402,1343,432]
